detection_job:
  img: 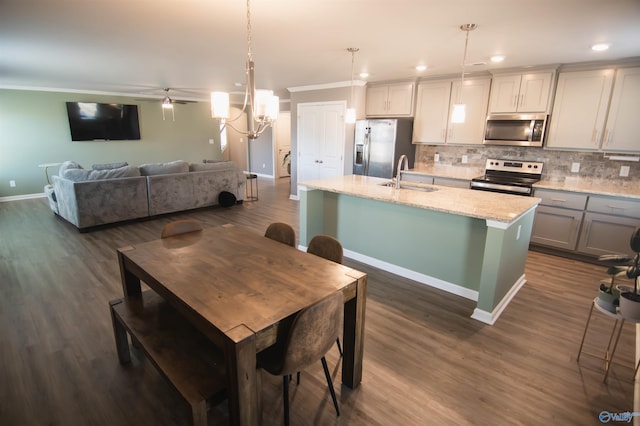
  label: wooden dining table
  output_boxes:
[116,224,367,425]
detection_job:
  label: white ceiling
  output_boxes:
[1,0,640,101]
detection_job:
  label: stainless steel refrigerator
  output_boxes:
[353,118,414,179]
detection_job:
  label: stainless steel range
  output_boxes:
[470,159,544,196]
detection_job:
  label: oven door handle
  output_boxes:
[470,181,532,195]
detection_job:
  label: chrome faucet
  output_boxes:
[395,155,409,189]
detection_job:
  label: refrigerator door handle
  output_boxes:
[363,131,371,176]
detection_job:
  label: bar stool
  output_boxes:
[577,297,639,383]
[245,172,258,201]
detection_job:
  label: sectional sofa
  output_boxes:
[48,160,245,231]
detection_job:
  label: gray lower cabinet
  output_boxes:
[531,188,640,258]
[531,205,584,250]
[531,189,587,250]
[576,195,640,257]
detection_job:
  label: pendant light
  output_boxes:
[451,24,477,124]
[210,0,279,139]
[345,47,359,124]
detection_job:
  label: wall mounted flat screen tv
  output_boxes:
[65,102,141,141]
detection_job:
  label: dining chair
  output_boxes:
[307,235,344,356]
[264,222,296,247]
[160,219,203,238]
[257,292,342,426]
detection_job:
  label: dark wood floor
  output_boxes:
[0,178,637,426]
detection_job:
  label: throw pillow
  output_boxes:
[139,160,189,176]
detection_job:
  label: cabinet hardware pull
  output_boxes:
[606,205,624,210]
[604,129,611,146]
[591,128,598,143]
[519,94,524,108]
[513,94,518,109]
[551,198,567,202]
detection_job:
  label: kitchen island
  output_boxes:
[298,174,541,324]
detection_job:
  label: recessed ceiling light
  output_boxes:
[591,43,610,52]
[415,65,427,72]
[490,55,505,63]
[359,72,369,78]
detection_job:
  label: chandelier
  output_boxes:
[451,24,477,124]
[210,0,279,139]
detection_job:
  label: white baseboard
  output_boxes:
[471,274,527,325]
[342,248,479,302]
[0,192,46,202]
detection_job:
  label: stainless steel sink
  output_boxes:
[378,181,439,192]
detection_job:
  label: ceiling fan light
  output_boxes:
[451,103,466,123]
[211,91,230,119]
[162,100,174,109]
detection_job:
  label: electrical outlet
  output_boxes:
[620,165,630,177]
[461,155,468,164]
[434,153,440,162]
[262,163,266,169]
[571,162,580,173]
[208,138,214,145]
[9,180,16,187]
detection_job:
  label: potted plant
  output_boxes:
[608,228,640,319]
[283,150,291,175]
[597,265,627,313]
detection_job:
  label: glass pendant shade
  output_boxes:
[451,104,466,123]
[162,99,174,109]
[254,89,278,119]
[211,92,230,119]
[265,95,279,120]
[345,108,356,124]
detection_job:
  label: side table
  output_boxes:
[577,297,640,383]
[245,172,258,201]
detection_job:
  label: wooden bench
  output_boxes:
[109,290,227,426]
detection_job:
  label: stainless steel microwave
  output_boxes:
[483,113,548,147]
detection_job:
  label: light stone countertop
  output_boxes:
[299,174,540,224]
[405,165,640,200]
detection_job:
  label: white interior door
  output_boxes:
[297,102,345,184]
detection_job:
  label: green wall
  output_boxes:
[0,89,225,197]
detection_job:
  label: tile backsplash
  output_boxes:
[415,145,640,184]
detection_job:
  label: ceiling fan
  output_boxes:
[136,88,198,121]
[136,88,198,107]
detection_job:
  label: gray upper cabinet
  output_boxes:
[601,67,640,152]
[412,78,490,145]
[365,82,414,117]
[545,69,615,150]
[488,71,555,113]
[546,67,640,153]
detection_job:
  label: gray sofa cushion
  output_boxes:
[92,162,128,170]
[189,161,236,172]
[139,160,189,176]
[62,165,141,182]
